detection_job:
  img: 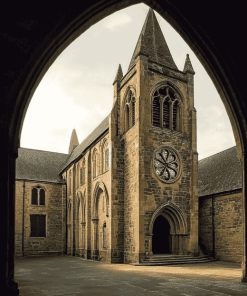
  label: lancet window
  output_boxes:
[31,186,45,206]
[125,90,136,132]
[69,170,72,195]
[82,159,86,185]
[152,86,181,131]
[93,150,99,178]
[102,140,109,173]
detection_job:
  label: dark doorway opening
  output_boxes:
[152,215,171,254]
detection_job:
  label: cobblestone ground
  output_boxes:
[15,256,247,296]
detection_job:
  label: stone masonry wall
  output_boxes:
[15,180,65,256]
[118,68,140,263]
[137,55,197,257]
[199,191,243,263]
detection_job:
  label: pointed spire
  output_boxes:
[183,54,195,75]
[68,129,79,154]
[128,8,178,71]
[113,64,123,85]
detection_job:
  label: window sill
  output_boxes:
[151,126,183,136]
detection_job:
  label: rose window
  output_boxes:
[153,146,180,183]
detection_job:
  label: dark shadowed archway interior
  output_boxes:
[152,215,171,254]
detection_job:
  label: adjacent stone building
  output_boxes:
[15,148,67,256]
[15,9,243,264]
[198,146,243,263]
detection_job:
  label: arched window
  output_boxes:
[125,90,136,132]
[152,85,180,131]
[31,186,45,206]
[105,149,109,171]
[77,164,79,189]
[82,159,86,185]
[31,188,38,205]
[97,152,100,176]
[69,170,72,195]
[102,140,109,173]
[93,150,97,178]
[39,189,45,205]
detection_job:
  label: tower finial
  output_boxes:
[128,8,178,71]
[68,129,79,154]
[183,54,195,75]
[113,64,123,85]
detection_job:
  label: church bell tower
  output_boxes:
[112,8,198,264]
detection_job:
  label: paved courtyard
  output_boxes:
[15,255,247,296]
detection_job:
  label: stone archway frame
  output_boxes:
[149,201,187,236]
[92,181,109,219]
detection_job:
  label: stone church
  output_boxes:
[15,9,243,264]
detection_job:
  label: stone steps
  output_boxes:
[135,254,217,266]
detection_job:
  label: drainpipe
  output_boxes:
[22,180,25,256]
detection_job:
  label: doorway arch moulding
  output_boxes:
[149,201,187,236]
[1,0,247,294]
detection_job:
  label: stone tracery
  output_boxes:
[153,146,180,183]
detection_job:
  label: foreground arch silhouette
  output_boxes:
[1,0,246,294]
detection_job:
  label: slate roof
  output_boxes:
[198,146,242,197]
[61,115,109,172]
[16,148,68,183]
[128,8,178,71]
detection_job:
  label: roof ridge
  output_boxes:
[199,146,237,162]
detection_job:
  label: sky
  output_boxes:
[20,3,235,160]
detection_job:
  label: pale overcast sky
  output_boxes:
[20,3,235,160]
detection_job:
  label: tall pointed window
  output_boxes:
[152,86,180,131]
[125,90,136,132]
[102,140,109,173]
[93,150,98,178]
[31,188,38,205]
[69,170,72,195]
[82,159,86,185]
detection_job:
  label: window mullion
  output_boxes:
[176,104,180,131]
[160,98,164,128]
[169,101,173,130]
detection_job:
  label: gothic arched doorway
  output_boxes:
[152,215,171,254]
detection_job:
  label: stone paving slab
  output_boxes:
[15,256,247,296]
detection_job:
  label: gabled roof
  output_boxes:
[61,116,109,172]
[16,148,68,183]
[198,146,242,197]
[128,8,178,71]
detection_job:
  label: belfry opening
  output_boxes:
[152,215,171,254]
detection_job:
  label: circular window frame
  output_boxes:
[153,146,181,183]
